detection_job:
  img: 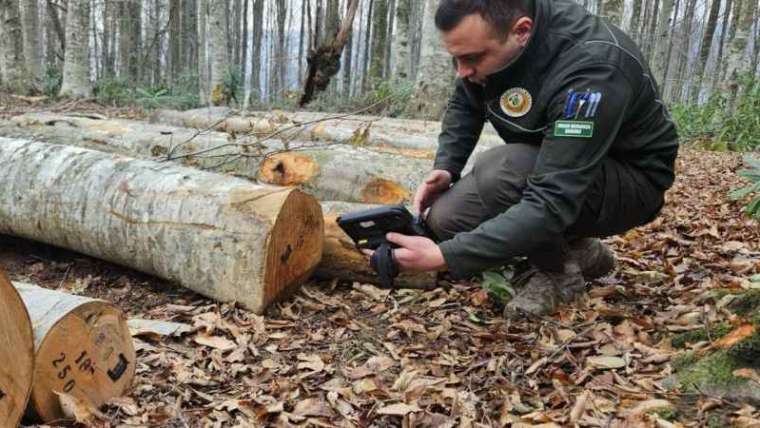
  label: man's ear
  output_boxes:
[511,17,533,46]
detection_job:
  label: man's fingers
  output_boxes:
[361,249,374,257]
[386,232,416,248]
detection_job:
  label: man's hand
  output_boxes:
[363,233,447,273]
[413,170,452,215]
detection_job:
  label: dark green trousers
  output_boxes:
[427,144,665,271]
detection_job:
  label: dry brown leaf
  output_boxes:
[376,402,421,416]
[587,356,626,369]
[734,368,760,384]
[292,397,335,417]
[55,391,106,424]
[620,399,673,418]
[194,334,236,351]
[570,390,592,423]
[713,324,756,349]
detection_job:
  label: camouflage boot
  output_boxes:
[569,238,616,280]
[503,259,585,319]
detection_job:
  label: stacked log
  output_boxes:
[0,272,34,427]
[0,138,324,314]
[4,112,434,204]
[14,282,135,422]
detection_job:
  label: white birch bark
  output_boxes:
[723,0,757,102]
[0,138,324,314]
[404,0,454,120]
[391,0,412,81]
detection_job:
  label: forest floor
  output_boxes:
[1,97,759,427]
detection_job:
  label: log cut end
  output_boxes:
[362,178,411,204]
[262,189,325,311]
[0,272,34,427]
[315,213,436,289]
[28,298,136,422]
[258,153,320,186]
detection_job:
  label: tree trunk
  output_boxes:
[169,0,182,85]
[275,0,287,97]
[232,0,242,69]
[628,0,642,40]
[392,0,411,81]
[45,0,66,68]
[672,0,697,102]
[0,271,34,428]
[250,0,263,102]
[13,282,135,423]
[209,0,231,104]
[690,0,721,104]
[341,0,354,98]
[59,0,92,98]
[317,201,437,289]
[361,0,373,92]
[0,138,324,315]
[369,0,389,83]
[600,0,624,27]
[241,0,249,80]
[0,0,33,94]
[198,0,209,103]
[20,0,41,82]
[723,0,757,108]
[404,0,454,120]
[118,0,141,82]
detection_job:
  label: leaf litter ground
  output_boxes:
[1,147,758,427]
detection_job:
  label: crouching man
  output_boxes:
[374,0,679,318]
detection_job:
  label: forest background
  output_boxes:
[0,0,758,151]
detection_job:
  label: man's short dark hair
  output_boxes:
[435,0,530,39]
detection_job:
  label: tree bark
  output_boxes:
[404,0,454,119]
[0,271,34,428]
[690,0,721,104]
[317,201,437,289]
[45,0,66,68]
[0,138,324,315]
[723,0,757,108]
[600,0,625,27]
[209,0,231,104]
[392,0,411,81]
[250,0,264,102]
[0,0,33,94]
[369,0,389,84]
[20,0,41,82]
[198,0,209,103]
[13,282,135,423]
[169,0,182,86]
[60,0,92,98]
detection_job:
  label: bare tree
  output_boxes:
[690,0,721,104]
[391,0,412,81]
[209,0,231,104]
[198,0,209,103]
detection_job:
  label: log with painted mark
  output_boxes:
[0,272,35,427]
[0,138,324,314]
[13,282,135,423]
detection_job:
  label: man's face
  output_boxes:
[442,14,530,85]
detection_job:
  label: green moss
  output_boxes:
[727,331,760,367]
[676,350,749,391]
[653,408,677,421]
[672,351,697,371]
[729,289,760,317]
[671,322,733,348]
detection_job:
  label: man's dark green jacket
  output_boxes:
[434,0,679,278]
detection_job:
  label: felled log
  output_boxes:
[316,201,437,289]
[259,145,432,204]
[0,272,35,427]
[13,282,136,422]
[149,107,505,152]
[0,138,324,314]
[3,113,434,205]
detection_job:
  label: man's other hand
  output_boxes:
[413,170,452,215]
[363,233,447,273]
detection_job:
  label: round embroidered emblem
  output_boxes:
[500,87,532,117]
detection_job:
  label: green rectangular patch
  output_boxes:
[554,120,594,138]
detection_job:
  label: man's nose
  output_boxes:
[456,62,474,79]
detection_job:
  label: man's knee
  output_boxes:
[425,174,486,241]
[473,144,539,213]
